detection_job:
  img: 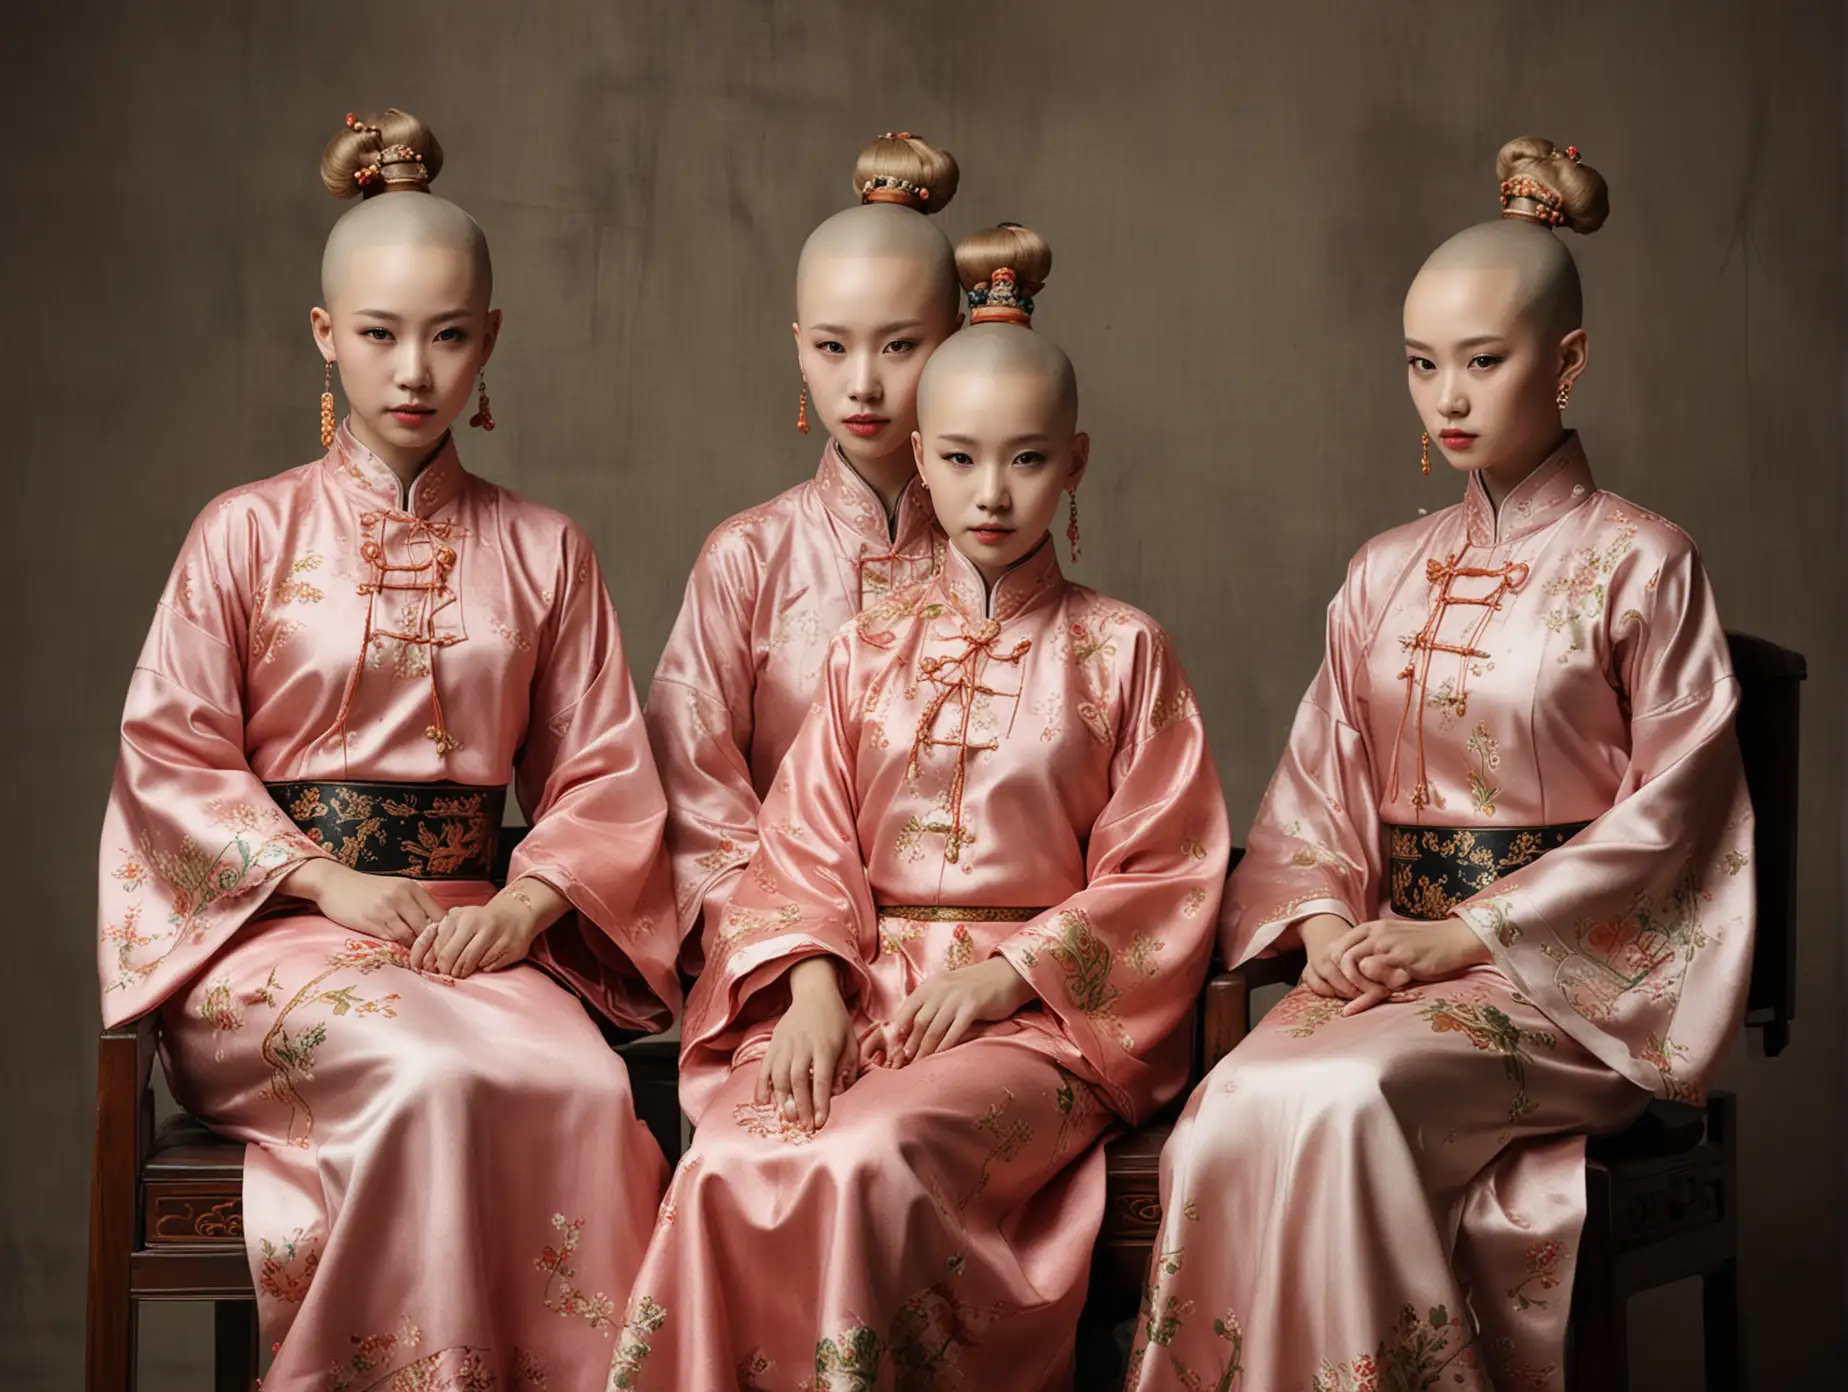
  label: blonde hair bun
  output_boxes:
[1496,136,1608,233]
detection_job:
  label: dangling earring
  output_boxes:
[796,383,811,434]
[1066,490,1082,562]
[469,369,495,430]
[1420,430,1430,476]
[320,360,336,449]
[1555,381,1572,411]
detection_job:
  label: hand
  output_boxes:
[1339,914,1491,1015]
[1297,913,1370,999]
[885,957,1035,1065]
[282,860,443,947]
[756,958,859,1132]
[407,902,530,979]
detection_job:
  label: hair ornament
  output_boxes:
[967,266,1035,326]
[1499,175,1566,226]
[860,174,931,208]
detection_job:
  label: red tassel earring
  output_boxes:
[1066,490,1082,562]
[796,383,811,434]
[1420,431,1430,476]
[469,369,495,430]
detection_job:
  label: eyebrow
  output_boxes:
[1403,335,1507,350]
[935,432,1053,448]
[809,320,927,336]
[354,308,475,324]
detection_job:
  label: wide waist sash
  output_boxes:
[876,905,1046,923]
[1385,822,1587,921]
[267,779,506,880]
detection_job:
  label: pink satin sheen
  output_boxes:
[98,424,679,1390]
[615,541,1230,1388]
[1131,435,1753,1391]
[646,441,944,974]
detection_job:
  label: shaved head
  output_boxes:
[796,203,959,316]
[1414,219,1582,339]
[321,193,492,304]
[917,324,1078,430]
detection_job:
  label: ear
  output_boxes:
[310,307,335,362]
[479,308,504,368]
[1067,432,1092,492]
[791,320,807,377]
[1557,327,1589,389]
[911,429,927,478]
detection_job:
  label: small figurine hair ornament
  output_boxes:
[967,267,1036,326]
[1499,175,1566,226]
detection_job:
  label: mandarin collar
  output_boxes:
[323,420,466,517]
[941,533,1065,622]
[1461,431,1597,546]
[815,440,935,550]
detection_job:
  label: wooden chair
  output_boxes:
[85,828,683,1392]
[1088,632,1802,1391]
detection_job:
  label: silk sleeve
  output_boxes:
[98,503,330,1026]
[512,525,680,1033]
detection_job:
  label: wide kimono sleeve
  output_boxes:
[992,629,1230,1125]
[512,523,681,1034]
[644,528,766,980]
[1453,540,1753,1102]
[676,629,875,1123]
[1219,548,1386,966]
[98,501,332,1027]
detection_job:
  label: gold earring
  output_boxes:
[320,360,336,449]
[1066,490,1082,562]
[1556,381,1572,411]
[796,383,811,434]
[1420,430,1430,476]
[469,369,495,430]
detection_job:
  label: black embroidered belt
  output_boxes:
[266,779,506,880]
[1385,822,1587,921]
[877,905,1046,922]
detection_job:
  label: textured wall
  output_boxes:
[1,1,1840,1386]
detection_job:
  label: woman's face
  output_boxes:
[312,241,498,464]
[911,367,1087,587]
[794,254,960,467]
[1403,264,1586,483]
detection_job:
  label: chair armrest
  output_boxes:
[1199,952,1307,1072]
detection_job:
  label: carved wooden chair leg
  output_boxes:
[215,1301,259,1392]
[87,1023,145,1392]
[1567,1159,1625,1392]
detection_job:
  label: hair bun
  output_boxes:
[955,223,1052,327]
[321,108,445,199]
[1495,135,1608,233]
[851,132,959,214]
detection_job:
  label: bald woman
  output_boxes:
[1128,139,1752,1392]
[644,133,968,982]
[610,225,1228,1390]
[97,109,680,1391]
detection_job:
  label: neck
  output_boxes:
[956,531,1050,605]
[348,414,447,491]
[1476,426,1570,512]
[834,436,916,519]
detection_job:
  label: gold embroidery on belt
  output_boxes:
[877,905,1046,922]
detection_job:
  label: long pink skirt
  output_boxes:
[1126,966,1644,1392]
[614,1029,1113,1390]
[160,883,668,1392]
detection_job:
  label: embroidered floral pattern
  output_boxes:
[1542,524,1638,660]
[961,1090,1032,1210]
[1421,998,1556,1122]
[537,1213,617,1334]
[198,974,243,1060]
[944,924,976,972]
[606,1295,668,1390]
[733,1098,815,1145]
[262,938,412,1146]
[1026,910,1131,1049]
[1508,1238,1565,1311]
[1126,932,1165,978]
[257,1228,320,1304]
[1268,987,1349,1039]
[1465,722,1501,818]
[1311,1303,1477,1392]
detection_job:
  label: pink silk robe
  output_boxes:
[646,441,943,974]
[612,541,1229,1390]
[98,425,681,1391]
[1130,435,1753,1391]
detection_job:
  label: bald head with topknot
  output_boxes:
[321,194,492,304]
[796,203,960,319]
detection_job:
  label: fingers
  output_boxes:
[408,918,442,972]
[912,996,958,1060]
[755,1049,775,1106]
[935,1002,977,1057]
[432,914,471,976]
[407,882,446,923]
[811,1041,838,1129]
[1343,983,1393,1017]
[889,988,926,1056]
[901,996,946,1063]
[787,1049,816,1131]
[452,923,496,979]
[1300,962,1338,998]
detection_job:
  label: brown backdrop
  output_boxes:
[2,1,1841,1386]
